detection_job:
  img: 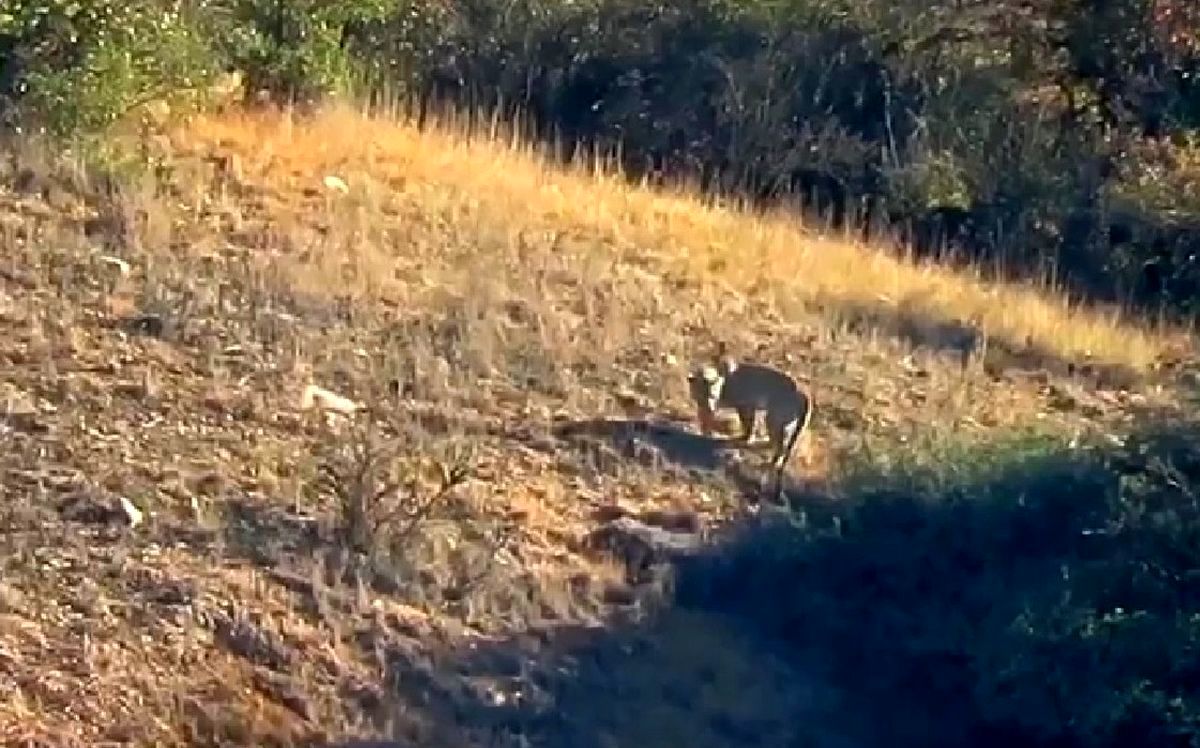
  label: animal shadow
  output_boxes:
[549,416,820,506]
[550,416,737,474]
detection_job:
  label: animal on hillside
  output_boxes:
[686,344,813,502]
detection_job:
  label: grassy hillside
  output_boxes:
[0,102,1196,746]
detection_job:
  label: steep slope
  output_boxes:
[0,103,1192,747]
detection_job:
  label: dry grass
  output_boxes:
[0,100,1194,747]
[181,102,1188,373]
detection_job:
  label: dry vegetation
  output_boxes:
[0,101,1195,747]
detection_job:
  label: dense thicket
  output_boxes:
[2,0,1198,317]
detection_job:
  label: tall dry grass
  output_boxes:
[167,100,1190,375]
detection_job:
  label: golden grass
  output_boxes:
[174,101,1188,373]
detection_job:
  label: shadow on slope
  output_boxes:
[821,294,1150,389]
[329,409,1200,748]
[676,409,1200,748]
[326,410,1200,748]
[329,605,866,748]
[192,401,1200,747]
[549,416,729,473]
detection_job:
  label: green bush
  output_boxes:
[0,0,402,135]
[198,0,401,104]
[0,1,220,135]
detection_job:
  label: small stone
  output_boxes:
[118,496,144,528]
[299,383,359,415]
[322,175,350,194]
[98,255,131,275]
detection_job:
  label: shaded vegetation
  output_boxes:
[677,409,1200,747]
